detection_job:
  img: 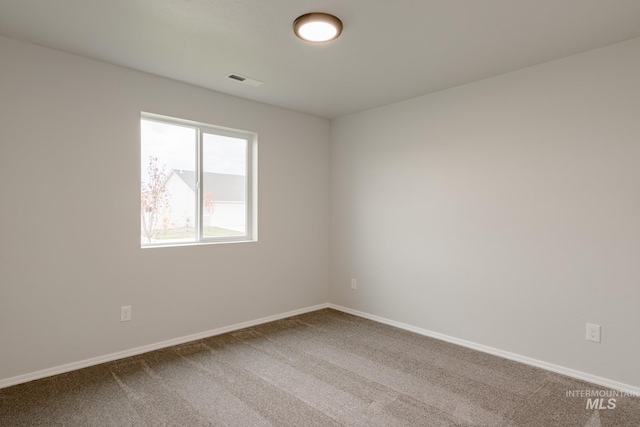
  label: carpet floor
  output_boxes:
[1,309,639,426]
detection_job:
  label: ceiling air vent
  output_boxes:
[226,73,264,87]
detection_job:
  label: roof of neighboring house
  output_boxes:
[167,169,246,202]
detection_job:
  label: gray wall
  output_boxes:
[0,36,330,382]
[330,37,640,388]
[2,32,639,390]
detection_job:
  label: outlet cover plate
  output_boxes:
[121,306,132,322]
[586,323,600,343]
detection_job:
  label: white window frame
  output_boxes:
[141,112,257,247]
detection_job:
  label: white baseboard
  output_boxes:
[0,303,330,389]
[329,304,640,396]
[4,302,638,396]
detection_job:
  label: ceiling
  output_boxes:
[1,1,640,119]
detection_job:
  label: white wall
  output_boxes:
[0,36,330,382]
[330,37,640,388]
[2,32,639,391]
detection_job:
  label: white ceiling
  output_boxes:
[1,0,640,118]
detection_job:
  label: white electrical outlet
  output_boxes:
[121,306,132,322]
[351,278,357,290]
[586,323,600,343]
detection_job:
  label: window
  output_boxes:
[140,113,256,246]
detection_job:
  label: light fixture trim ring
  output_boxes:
[293,12,343,43]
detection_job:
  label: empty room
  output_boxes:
[1,1,639,426]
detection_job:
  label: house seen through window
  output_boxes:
[140,113,255,246]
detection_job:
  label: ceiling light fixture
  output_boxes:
[293,13,343,43]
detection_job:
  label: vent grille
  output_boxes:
[226,73,263,87]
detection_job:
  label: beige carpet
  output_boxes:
[1,309,639,426]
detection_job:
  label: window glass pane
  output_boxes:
[141,120,196,244]
[202,133,247,238]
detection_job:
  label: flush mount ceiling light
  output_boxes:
[293,13,343,43]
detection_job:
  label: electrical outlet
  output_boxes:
[351,278,357,290]
[586,323,600,343]
[121,306,132,322]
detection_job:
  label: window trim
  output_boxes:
[141,112,257,247]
